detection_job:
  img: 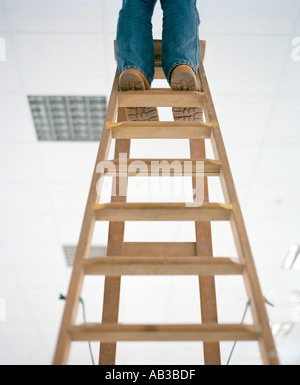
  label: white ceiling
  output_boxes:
[0,0,300,365]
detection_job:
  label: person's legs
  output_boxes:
[160,0,201,84]
[116,0,158,86]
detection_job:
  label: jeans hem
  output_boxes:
[122,65,153,86]
[166,60,197,84]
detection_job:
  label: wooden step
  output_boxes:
[103,158,221,177]
[82,257,245,276]
[92,203,233,222]
[124,242,197,257]
[118,89,204,108]
[69,323,262,343]
[154,66,165,80]
[110,121,212,140]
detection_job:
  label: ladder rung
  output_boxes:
[118,89,204,108]
[92,203,233,222]
[105,158,221,177]
[154,67,165,80]
[69,323,262,342]
[110,121,212,139]
[124,242,197,257]
[83,257,245,276]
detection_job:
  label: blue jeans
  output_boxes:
[116,0,201,85]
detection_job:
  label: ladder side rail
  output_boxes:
[190,139,221,365]
[52,70,119,365]
[198,61,279,365]
[99,108,131,365]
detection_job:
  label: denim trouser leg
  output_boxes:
[116,0,157,85]
[160,0,201,83]
[116,0,201,86]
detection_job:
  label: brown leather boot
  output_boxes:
[119,69,159,121]
[170,65,203,122]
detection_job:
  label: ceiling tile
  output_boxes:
[253,144,300,185]
[0,4,5,31]
[220,342,262,365]
[0,94,36,142]
[105,32,121,93]
[3,296,36,325]
[52,217,81,245]
[215,96,273,144]
[152,1,163,36]
[12,33,106,94]
[15,267,68,289]
[120,287,183,314]
[38,142,98,183]
[246,216,300,248]
[0,34,22,93]
[275,337,300,365]
[0,182,50,217]
[0,342,16,365]
[207,178,225,203]
[5,0,104,32]
[204,35,290,96]
[0,330,50,362]
[245,184,300,220]
[201,0,300,34]
[2,242,65,268]
[47,183,88,218]
[279,56,300,96]
[130,139,191,159]
[296,18,300,34]
[0,143,43,182]
[0,241,9,267]
[99,176,114,204]
[211,222,237,256]
[117,342,204,365]
[119,303,202,325]
[55,217,109,245]
[124,222,196,242]
[127,177,194,203]
[264,97,300,144]
[225,143,260,184]
[251,242,300,290]
[0,216,58,243]
[103,0,120,33]
[68,343,99,365]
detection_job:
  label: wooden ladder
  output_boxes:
[53,40,279,365]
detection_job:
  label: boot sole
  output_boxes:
[119,72,159,122]
[171,71,203,122]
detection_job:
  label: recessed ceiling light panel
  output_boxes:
[63,245,107,267]
[28,96,107,141]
